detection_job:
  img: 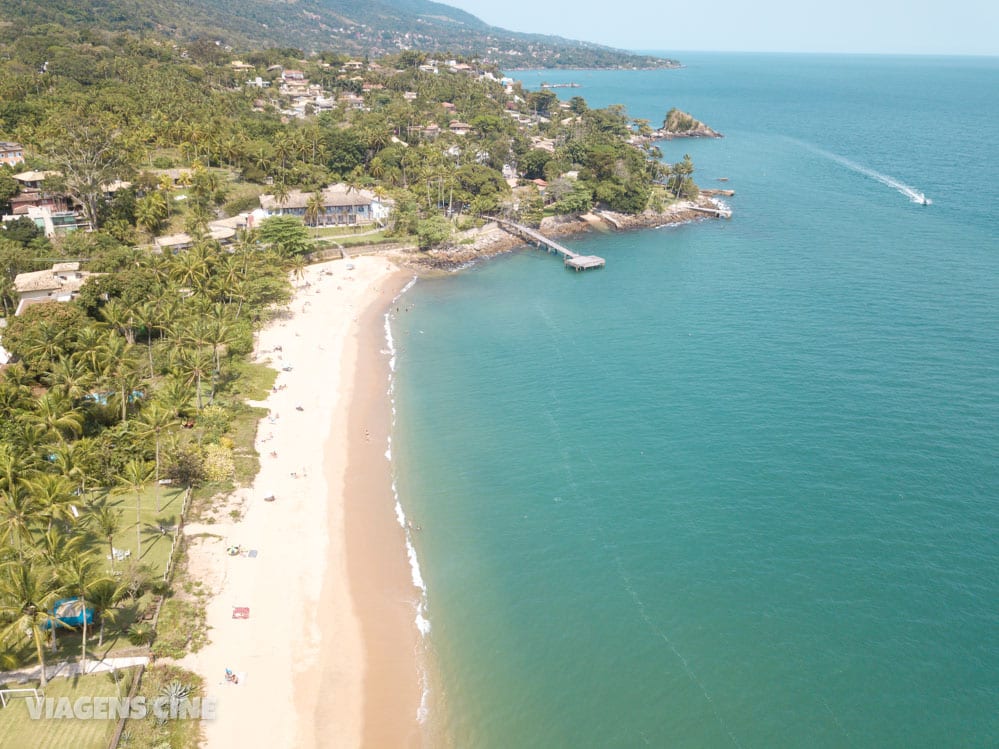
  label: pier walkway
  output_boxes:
[690,205,732,219]
[490,218,605,271]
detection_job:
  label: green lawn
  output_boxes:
[0,669,135,749]
[87,485,187,579]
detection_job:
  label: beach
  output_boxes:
[179,255,419,748]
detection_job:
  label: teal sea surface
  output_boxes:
[390,54,999,747]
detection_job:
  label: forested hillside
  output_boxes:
[0,0,679,69]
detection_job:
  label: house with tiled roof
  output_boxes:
[259,183,392,226]
[12,262,96,315]
[0,142,24,167]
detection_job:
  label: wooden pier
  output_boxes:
[690,205,732,219]
[491,218,605,271]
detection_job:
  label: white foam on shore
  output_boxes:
[383,285,433,724]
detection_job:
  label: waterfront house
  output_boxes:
[259,183,392,226]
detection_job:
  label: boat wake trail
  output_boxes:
[794,140,931,205]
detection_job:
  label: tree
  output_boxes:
[60,555,111,672]
[87,579,125,648]
[40,116,132,229]
[257,215,311,256]
[136,404,178,512]
[416,215,452,250]
[23,474,76,533]
[135,192,169,236]
[92,502,122,572]
[519,148,554,180]
[0,563,60,687]
[669,154,698,199]
[114,459,153,559]
[31,391,85,444]
[304,190,324,234]
[98,333,141,423]
[0,484,40,561]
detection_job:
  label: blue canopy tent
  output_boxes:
[43,597,95,630]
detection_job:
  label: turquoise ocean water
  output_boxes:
[389,54,999,747]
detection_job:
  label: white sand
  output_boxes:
[179,256,403,748]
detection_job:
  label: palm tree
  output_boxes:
[174,348,213,411]
[0,381,30,417]
[0,562,61,687]
[46,356,94,402]
[23,474,77,533]
[98,333,140,423]
[135,192,168,236]
[73,326,108,381]
[304,190,324,235]
[51,442,89,496]
[101,299,137,345]
[60,555,111,673]
[87,579,125,649]
[0,486,40,561]
[136,404,178,512]
[92,502,122,571]
[156,376,194,419]
[272,181,291,214]
[115,459,154,559]
[31,391,85,444]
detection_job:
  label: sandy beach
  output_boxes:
[179,255,419,748]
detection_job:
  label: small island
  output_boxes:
[654,108,723,139]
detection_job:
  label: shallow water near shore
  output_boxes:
[390,53,999,747]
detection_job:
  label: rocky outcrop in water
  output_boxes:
[654,108,723,139]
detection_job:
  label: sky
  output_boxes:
[444,0,998,57]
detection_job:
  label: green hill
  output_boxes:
[0,0,679,69]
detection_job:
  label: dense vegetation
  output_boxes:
[0,0,679,70]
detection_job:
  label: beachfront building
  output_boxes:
[258,183,392,226]
[0,141,24,167]
[12,262,96,316]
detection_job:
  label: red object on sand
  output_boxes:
[232,606,250,619]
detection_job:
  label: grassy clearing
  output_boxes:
[0,669,134,749]
[88,485,187,579]
[219,360,275,487]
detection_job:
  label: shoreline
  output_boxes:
[180,201,730,747]
[403,195,728,272]
[179,256,419,748]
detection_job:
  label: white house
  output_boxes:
[259,184,392,226]
[12,262,96,316]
